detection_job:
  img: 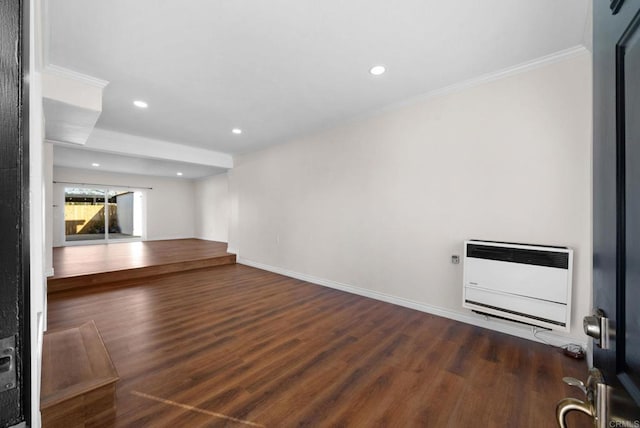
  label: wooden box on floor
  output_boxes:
[41,320,119,428]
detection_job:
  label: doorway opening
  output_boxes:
[64,187,144,243]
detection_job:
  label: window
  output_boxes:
[64,187,144,243]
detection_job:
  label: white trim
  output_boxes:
[421,46,589,101]
[266,46,592,153]
[43,64,109,88]
[237,257,587,349]
[41,0,49,69]
[44,138,68,145]
[45,268,54,278]
[145,235,196,242]
[226,246,238,255]
[367,46,591,120]
[29,1,46,424]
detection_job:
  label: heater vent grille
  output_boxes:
[463,240,573,331]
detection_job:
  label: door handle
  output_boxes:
[556,397,594,428]
[556,368,604,428]
[583,309,610,349]
[562,377,587,395]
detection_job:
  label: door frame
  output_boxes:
[0,0,31,426]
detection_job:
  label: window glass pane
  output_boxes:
[64,187,106,241]
[108,190,143,240]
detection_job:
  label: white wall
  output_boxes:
[229,52,592,344]
[52,167,196,245]
[194,173,230,242]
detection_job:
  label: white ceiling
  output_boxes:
[54,145,227,179]
[46,0,591,176]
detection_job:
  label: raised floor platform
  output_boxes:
[48,239,236,294]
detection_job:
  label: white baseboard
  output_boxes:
[238,257,587,350]
[146,235,193,241]
[195,235,231,244]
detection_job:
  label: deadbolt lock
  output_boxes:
[0,336,16,392]
[583,309,610,349]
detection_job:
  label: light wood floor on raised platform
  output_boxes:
[48,264,592,427]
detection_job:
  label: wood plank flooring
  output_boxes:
[41,321,119,427]
[47,264,593,427]
[49,239,235,293]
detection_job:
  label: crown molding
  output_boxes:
[43,64,109,89]
[301,45,592,143]
[415,45,590,102]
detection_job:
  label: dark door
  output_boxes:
[0,0,30,426]
[560,0,640,425]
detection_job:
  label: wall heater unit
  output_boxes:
[462,240,573,331]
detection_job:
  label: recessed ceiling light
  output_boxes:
[176,172,183,176]
[232,128,242,135]
[369,65,386,76]
[133,100,148,108]
[92,163,100,167]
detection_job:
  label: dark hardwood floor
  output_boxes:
[51,239,232,278]
[47,264,592,427]
[48,239,235,293]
